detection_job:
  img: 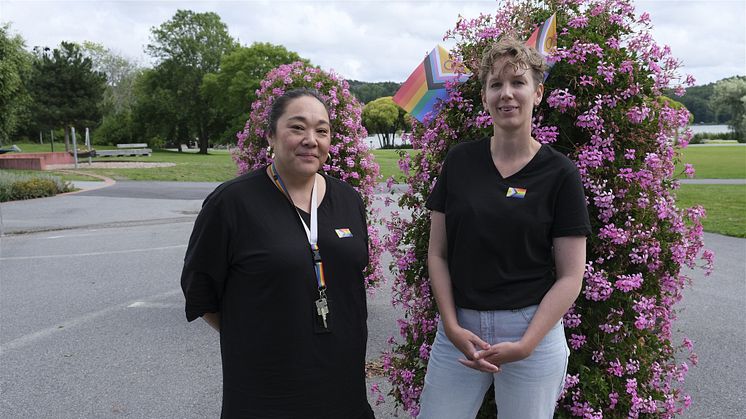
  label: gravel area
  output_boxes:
[46,162,176,169]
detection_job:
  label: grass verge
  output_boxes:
[73,150,238,182]
[372,149,418,182]
[676,184,746,238]
[675,145,746,179]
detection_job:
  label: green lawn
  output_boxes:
[675,184,746,238]
[372,149,418,181]
[675,146,746,179]
[74,150,238,182]
[12,143,406,182]
[5,143,237,182]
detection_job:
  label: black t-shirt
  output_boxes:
[181,168,373,419]
[426,137,591,310]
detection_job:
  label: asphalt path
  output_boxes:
[0,181,743,418]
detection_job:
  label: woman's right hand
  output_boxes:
[444,323,500,373]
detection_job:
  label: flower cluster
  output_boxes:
[381,1,712,417]
[232,62,385,289]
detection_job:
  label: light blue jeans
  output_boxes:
[418,305,569,419]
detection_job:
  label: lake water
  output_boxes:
[687,124,731,134]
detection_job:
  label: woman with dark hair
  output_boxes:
[181,88,374,418]
[417,38,591,419]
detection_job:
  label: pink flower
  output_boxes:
[569,334,587,350]
[627,105,651,124]
[568,16,589,28]
[684,163,695,178]
[615,273,644,292]
[547,89,577,112]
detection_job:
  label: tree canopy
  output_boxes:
[710,76,746,139]
[143,10,238,153]
[0,23,32,144]
[201,42,307,144]
[348,80,401,104]
[361,96,409,148]
[27,41,106,150]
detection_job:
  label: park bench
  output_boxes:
[95,143,152,157]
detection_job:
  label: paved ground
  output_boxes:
[0,181,743,418]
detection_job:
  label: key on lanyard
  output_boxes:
[315,297,329,328]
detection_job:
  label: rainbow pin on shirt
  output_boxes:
[335,228,353,238]
[506,187,527,199]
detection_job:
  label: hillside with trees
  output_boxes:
[347,80,401,104]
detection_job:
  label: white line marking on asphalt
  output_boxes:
[127,301,179,309]
[0,244,187,261]
[44,232,103,240]
[0,289,183,354]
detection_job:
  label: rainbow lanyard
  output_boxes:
[270,164,327,293]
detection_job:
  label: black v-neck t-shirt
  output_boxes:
[426,137,591,310]
[181,168,373,418]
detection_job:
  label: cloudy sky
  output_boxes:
[1,0,744,85]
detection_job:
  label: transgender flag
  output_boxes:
[393,45,470,123]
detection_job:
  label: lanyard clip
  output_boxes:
[311,244,322,263]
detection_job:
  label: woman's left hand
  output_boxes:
[473,341,533,366]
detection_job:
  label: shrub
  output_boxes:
[380,0,713,417]
[94,111,135,145]
[232,62,385,289]
[147,135,166,150]
[0,171,72,202]
[690,132,739,144]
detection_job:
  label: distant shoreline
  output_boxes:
[687,124,731,134]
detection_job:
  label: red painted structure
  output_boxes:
[0,152,75,170]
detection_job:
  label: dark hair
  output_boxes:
[267,88,330,137]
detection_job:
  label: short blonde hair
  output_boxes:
[478,38,548,90]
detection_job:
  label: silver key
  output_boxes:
[315,298,329,328]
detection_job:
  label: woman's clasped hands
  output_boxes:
[447,324,534,374]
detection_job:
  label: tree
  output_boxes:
[27,42,106,151]
[201,42,307,144]
[348,80,401,104]
[81,42,141,115]
[710,76,746,140]
[131,67,183,146]
[361,96,408,148]
[80,42,144,146]
[145,9,238,153]
[0,23,32,144]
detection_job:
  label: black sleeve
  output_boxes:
[551,168,592,237]
[425,151,450,212]
[181,194,231,322]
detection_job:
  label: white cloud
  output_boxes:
[1,0,744,84]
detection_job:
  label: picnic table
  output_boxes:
[94,143,152,157]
